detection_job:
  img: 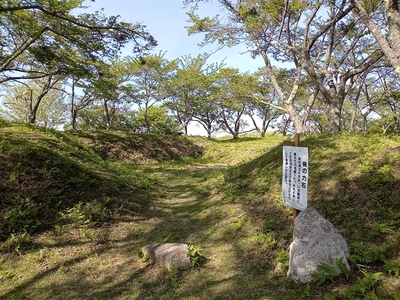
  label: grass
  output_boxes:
[0,123,399,299]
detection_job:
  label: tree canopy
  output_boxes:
[1,0,399,137]
[0,0,156,83]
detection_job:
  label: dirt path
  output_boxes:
[0,162,264,300]
[141,163,228,245]
[134,163,252,298]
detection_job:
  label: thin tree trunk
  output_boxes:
[28,75,59,124]
[103,99,112,130]
[71,107,78,130]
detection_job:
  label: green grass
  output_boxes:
[0,123,399,299]
[0,124,161,248]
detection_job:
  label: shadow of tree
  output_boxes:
[0,131,158,245]
[71,131,207,163]
[1,133,399,299]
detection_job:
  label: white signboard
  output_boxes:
[282,146,309,211]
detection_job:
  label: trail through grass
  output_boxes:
[1,127,400,299]
[133,158,289,300]
[0,159,273,299]
[0,131,292,299]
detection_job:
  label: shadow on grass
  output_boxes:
[117,141,299,299]
[0,130,159,246]
[215,136,264,143]
[70,131,206,163]
[178,133,400,299]
[303,135,400,244]
[2,133,399,299]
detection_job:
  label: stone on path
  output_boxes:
[141,243,190,270]
[287,207,350,283]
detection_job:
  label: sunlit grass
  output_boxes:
[1,123,399,299]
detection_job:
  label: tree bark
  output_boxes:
[352,0,400,79]
[28,75,60,124]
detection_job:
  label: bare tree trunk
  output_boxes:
[70,78,77,130]
[221,110,240,139]
[183,119,189,135]
[103,99,112,130]
[282,116,291,136]
[206,124,212,138]
[28,74,60,124]
[254,38,310,135]
[71,107,78,130]
[349,106,357,132]
[352,0,400,79]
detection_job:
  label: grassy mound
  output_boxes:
[0,123,207,250]
[1,124,399,299]
[218,132,400,299]
[70,130,209,163]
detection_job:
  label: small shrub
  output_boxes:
[384,258,400,277]
[313,259,349,285]
[1,232,31,253]
[346,270,381,299]
[188,244,206,268]
[2,197,40,239]
[372,221,394,236]
[275,248,289,271]
[350,241,388,265]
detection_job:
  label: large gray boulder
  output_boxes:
[141,243,190,270]
[287,207,350,283]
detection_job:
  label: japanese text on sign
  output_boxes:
[282,146,308,211]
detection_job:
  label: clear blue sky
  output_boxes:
[81,0,263,73]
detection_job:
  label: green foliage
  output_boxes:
[188,244,206,268]
[140,252,150,263]
[322,292,336,300]
[2,232,31,253]
[350,241,389,265]
[59,199,111,226]
[275,248,289,270]
[0,78,68,128]
[186,13,217,35]
[302,283,312,298]
[1,128,400,299]
[384,258,400,277]
[0,266,15,281]
[214,133,399,298]
[312,259,350,285]
[0,0,155,83]
[229,214,246,233]
[76,105,108,131]
[129,106,181,134]
[372,221,394,236]
[2,198,40,235]
[346,270,382,300]
[0,123,162,247]
[246,232,277,253]
[338,258,351,279]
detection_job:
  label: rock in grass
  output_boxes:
[287,207,350,283]
[141,243,190,270]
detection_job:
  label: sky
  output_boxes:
[80,0,264,73]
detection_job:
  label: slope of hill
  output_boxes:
[219,133,400,298]
[0,122,209,244]
[70,130,209,163]
[1,122,399,299]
